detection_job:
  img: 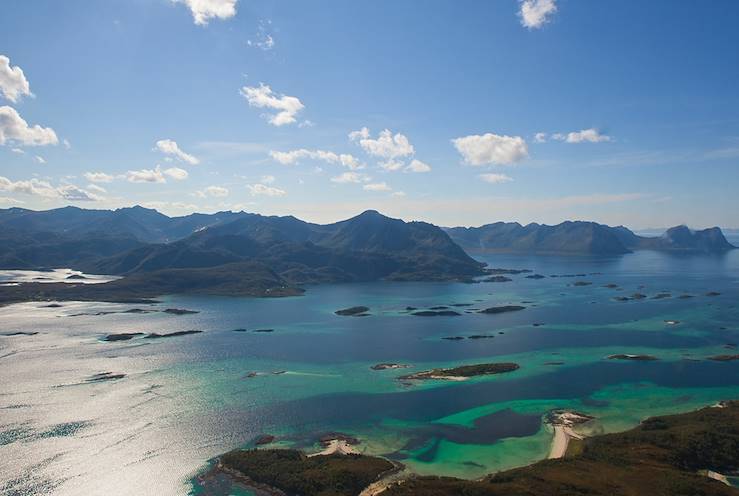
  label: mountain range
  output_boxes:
[0,206,734,304]
[445,221,735,255]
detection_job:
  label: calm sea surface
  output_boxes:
[1,249,739,495]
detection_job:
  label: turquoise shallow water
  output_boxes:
[1,249,739,495]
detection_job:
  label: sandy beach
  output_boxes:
[308,439,360,457]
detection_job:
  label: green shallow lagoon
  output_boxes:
[2,250,739,495]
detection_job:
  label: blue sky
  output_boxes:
[1,0,738,229]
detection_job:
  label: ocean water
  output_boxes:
[1,249,738,495]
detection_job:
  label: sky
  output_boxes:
[1,0,738,229]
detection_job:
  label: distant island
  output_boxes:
[445,221,735,255]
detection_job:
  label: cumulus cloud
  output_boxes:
[163,166,188,180]
[452,133,528,166]
[352,128,414,159]
[330,171,371,184]
[519,0,557,29]
[0,55,32,103]
[0,176,101,201]
[562,128,611,143]
[479,173,514,184]
[269,149,363,170]
[534,132,548,143]
[363,182,392,192]
[155,139,199,165]
[196,185,229,198]
[246,183,286,197]
[406,159,431,173]
[0,106,58,147]
[127,166,166,183]
[172,0,237,25]
[84,171,116,183]
[240,83,304,126]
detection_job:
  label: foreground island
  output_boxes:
[199,402,739,496]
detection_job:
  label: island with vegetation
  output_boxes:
[398,362,520,381]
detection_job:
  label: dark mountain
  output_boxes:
[628,225,735,252]
[446,221,631,255]
[95,209,484,284]
[446,222,735,255]
[0,205,248,243]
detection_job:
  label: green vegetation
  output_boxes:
[384,402,739,495]
[399,362,519,380]
[219,449,395,496]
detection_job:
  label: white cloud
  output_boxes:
[269,149,363,169]
[260,174,275,184]
[63,139,71,150]
[562,128,612,143]
[240,83,304,126]
[0,176,101,201]
[348,127,370,141]
[380,160,404,171]
[363,182,392,192]
[33,155,45,164]
[0,196,23,205]
[155,139,200,165]
[452,133,528,166]
[10,147,24,154]
[392,191,406,197]
[298,120,315,128]
[57,184,103,202]
[86,184,107,194]
[246,183,286,197]
[479,173,514,184]
[519,0,557,29]
[172,0,237,25]
[127,166,166,183]
[354,128,414,159]
[534,132,548,143]
[196,185,229,198]
[0,55,32,103]
[406,159,431,173]
[0,106,58,147]
[84,171,115,183]
[163,166,189,180]
[330,171,371,184]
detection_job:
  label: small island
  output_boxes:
[335,306,370,316]
[399,362,519,381]
[607,354,659,361]
[371,363,411,370]
[478,305,526,314]
[411,310,461,317]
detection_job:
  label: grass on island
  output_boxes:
[383,402,739,495]
[220,449,395,496]
[399,362,520,380]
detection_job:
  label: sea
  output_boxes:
[1,246,739,495]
